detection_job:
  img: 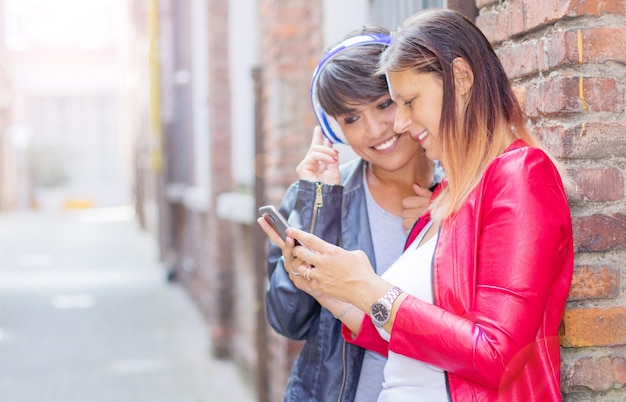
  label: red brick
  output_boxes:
[503,0,525,37]
[524,77,623,117]
[569,167,624,202]
[532,125,568,158]
[568,0,626,15]
[479,0,597,38]
[269,23,300,39]
[476,11,502,43]
[204,0,236,361]
[568,265,620,301]
[561,307,626,347]
[523,79,572,117]
[525,0,570,32]
[576,27,626,64]
[549,122,626,159]
[477,3,518,43]
[545,30,569,70]
[572,213,626,253]
[546,28,626,69]
[476,0,498,9]
[497,41,540,79]
[562,355,626,392]
[494,28,626,102]
[476,0,526,43]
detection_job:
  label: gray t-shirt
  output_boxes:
[354,170,406,402]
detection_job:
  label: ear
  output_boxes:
[452,57,474,96]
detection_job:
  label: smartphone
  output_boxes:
[258,205,299,245]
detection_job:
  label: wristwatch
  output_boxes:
[370,286,403,327]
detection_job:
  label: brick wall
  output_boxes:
[258,1,323,400]
[238,1,626,401]
[259,0,322,205]
[476,1,626,400]
[205,0,235,358]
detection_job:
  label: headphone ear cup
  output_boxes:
[325,115,346,144]
[310,33,391,145]
[311,85,343,144]
[316,107,345,144]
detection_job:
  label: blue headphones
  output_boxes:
[310,33,391,144]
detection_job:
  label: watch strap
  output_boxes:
[381,286,403,307]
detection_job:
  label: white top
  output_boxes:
[375,223,448,402]
[362,164,406,276]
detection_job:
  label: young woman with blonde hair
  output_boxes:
[261,9,574,401]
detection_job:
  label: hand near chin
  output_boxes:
[296,126,340,184]
[401,183,433,233]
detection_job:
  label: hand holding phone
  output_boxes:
[258,205,302,247]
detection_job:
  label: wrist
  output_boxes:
[333,303,353,320]
[369,286,404,327]
[353,279,393,313]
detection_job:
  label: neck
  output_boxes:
[367,152,434,190]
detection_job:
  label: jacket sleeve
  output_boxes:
[341,317,389,357]
[265,180,344,340]
[386,147,573,388]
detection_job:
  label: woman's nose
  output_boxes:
[393,107,411,134]
[364,114,389,139]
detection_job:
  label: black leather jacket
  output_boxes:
[265,158,376,402]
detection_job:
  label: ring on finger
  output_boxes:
[290,270,299,276]
[305,267,312,281]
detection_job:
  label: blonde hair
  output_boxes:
[379,9,566,221]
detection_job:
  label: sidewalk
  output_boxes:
[0,208,256,402]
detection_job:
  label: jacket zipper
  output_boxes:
[337,340,347,402]
[309,182,323,233]
[309,181,346,400]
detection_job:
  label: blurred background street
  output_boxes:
[0,1,454,400]
[0,208,255,402]
[0,0,621,401]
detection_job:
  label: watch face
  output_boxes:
[371,303,389,325]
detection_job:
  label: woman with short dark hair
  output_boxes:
[263,25,441,402]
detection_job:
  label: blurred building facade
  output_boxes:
[0,0,16,210]
[128,1,626,401]
[2,0,132,210]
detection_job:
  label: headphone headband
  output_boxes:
[310,33,391,144]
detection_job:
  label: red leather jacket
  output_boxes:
[343,141,574,401]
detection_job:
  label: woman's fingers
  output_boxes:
[296,148,339,182]
[308,127,336,159]
[286,227,328,255]
[295,126,340,183]
[311,126,326,146]
[257,217,286,248]
[286,227,338,281]
[308,149,339,164]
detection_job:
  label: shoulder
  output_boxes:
[488,141,558,184]
[480,142,568,211]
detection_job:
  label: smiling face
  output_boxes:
[336,94,424,173]
[386,70,444,162]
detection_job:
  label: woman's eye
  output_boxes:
[343,115,359,125]
[404,98,415,108]
[378,99,395,110]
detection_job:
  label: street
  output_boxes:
[0,208,255,402]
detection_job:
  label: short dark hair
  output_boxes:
[317,25,390,117]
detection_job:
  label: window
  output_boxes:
[368,0,445,30]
